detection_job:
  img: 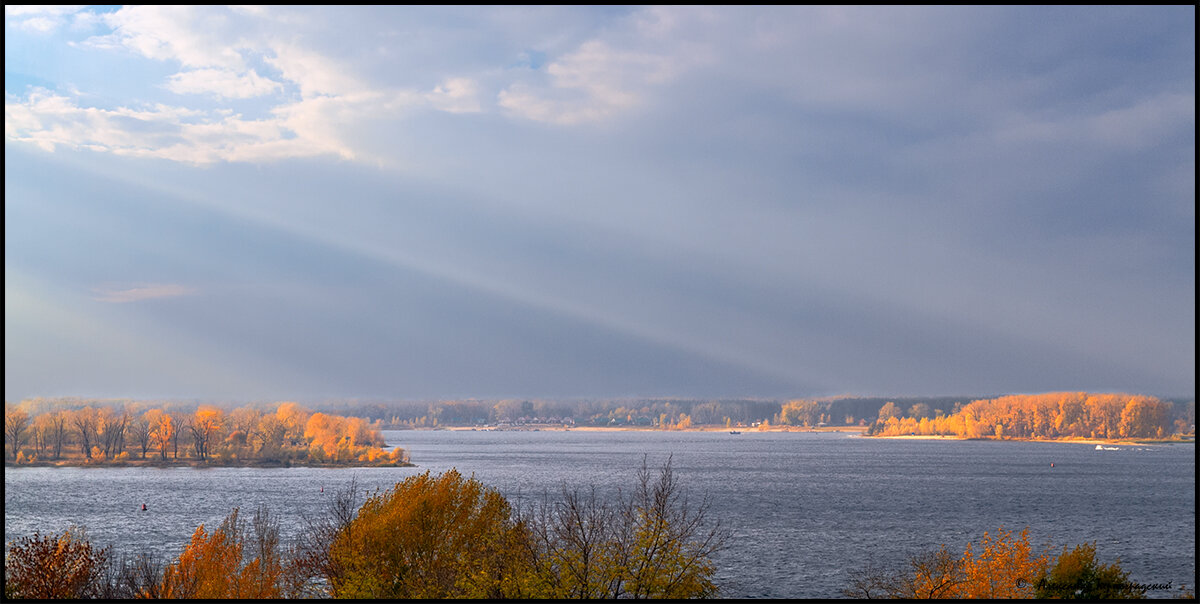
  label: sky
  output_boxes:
[4,6,1195,402]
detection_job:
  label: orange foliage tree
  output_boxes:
[188,406,224,462]
[957,527,1050,598]
[144,409,174,461]
[845,527,1091,599]
[871,393,1178,440]
[160,507,283,598]
[8,399,406,467]
[326,469,535,598]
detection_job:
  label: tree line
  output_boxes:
[4,401,407,466]
[865,392,1194,440]
[4,461,726,599]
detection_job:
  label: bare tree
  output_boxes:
[99,408,129,459]
[130,418,152,459]
[844,546,965,599]
[844,559,904,599]
[286,476,361,598]
[71,408,99,459]
[100,551,164,599]
[523,456,728,599]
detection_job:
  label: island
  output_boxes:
[4,401,410,468]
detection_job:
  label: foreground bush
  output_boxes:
[1034,542,1145,599]
[4,461,725,599]
[844,527,1150,599]
[161,507,284,598]
[5,529,109,599]
[327,470,535,598]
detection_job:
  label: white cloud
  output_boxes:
[92,284,197,303]
[4,88,344,163]
[87,5,249,69]
[5,5,84,33]
[166,68,283,99]
[426,77,481,114]
[264,41,365,97]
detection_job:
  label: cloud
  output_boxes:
[85,5,249,69]
[426,78,482,114]
[92,284,197,303]
[5,6,491,165]
[165,68,283,99]
[994,91,1196,151]
[4,88,327,163]
[498,39,679,125]
[5,5,85,33]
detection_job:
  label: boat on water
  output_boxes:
[729,430,742,435]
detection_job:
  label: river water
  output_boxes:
[4,430,1195,598]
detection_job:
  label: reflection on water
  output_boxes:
[5,431,1195,598]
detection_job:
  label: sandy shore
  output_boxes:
[868,434,1193,445]
[443,425,869,434]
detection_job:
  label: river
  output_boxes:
[4,430,1194,598]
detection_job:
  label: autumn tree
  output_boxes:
[908,403,932,420]
[275,402,310,448]
[97,407,129,459]
[160,506,284,598]
[304,412,342,461]
[957,526,1050,598]
[326,469,535,598]
[226,407,263,459]
[144,409,175,461]
[5,403,31,461]
[1118,397,1170,439]
[780,399,822,426]
[253,411,287,460]
[187,406,224,462]
[870,393,1182,441]
[4,528,110,599]
[846,527,1064,599]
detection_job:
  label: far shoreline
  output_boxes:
[427,424,1193,446]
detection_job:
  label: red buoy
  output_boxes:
[141,503,147,511]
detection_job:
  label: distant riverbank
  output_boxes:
[432,424,1193,446]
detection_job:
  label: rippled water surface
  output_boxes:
[5,431,1195,598]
